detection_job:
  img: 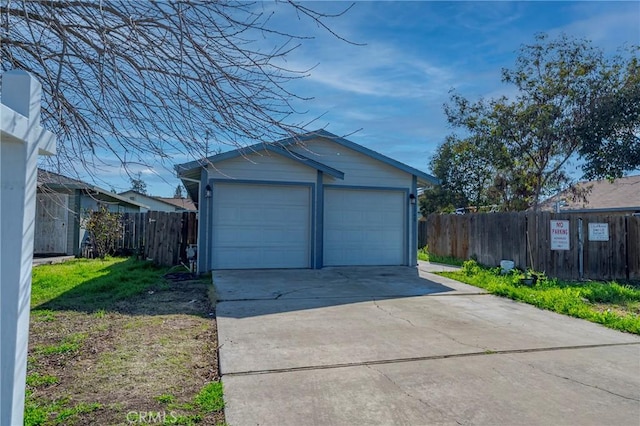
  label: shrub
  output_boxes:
[82,205,123,258]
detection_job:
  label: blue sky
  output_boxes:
[83,1,640,197]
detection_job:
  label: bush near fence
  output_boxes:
[419,212,640,281]
[83,211,197,267]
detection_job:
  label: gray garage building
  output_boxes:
[176,130,437,272]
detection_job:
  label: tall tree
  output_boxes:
[1,1,354,180]
[440,34,637,210]
[173,184,184,199]
[576,51,640,179]
[130,172,147,195]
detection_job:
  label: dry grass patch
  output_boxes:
[27,259,224,425]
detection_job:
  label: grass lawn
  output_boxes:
[438,260,640,335]
[26,257,225,425]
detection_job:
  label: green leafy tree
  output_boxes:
[83,205,123,258]
[440,33,637,210]
[419,185,465,216]
[576,52,640,179]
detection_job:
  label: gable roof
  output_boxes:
[119,190,197,212]
[277,130,438,185]
[175,130,439,204]
[539,174,640,213]
[157,197,197,211]
[38,169,149,209]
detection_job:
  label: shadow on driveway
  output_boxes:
[213,266,482,318]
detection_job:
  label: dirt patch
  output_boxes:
[27,278,224,425]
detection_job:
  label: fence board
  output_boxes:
[628,217,640,280]
[423,211,639,281]
[90,211,199,267]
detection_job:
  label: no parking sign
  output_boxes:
[550,220,570,250]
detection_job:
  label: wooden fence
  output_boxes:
[419,212,640,281]
[117,211,198,266]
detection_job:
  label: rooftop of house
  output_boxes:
[157,197,197,211]
[539,174,640,213]
[118,190,197,211]
[37,168,86,188]
[37,169,150,209]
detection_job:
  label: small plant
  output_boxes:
[417,246,430,261]
[462,259,481,276]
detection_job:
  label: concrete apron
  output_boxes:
[214,265,640,426]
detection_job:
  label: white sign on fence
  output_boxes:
[550,220,570,250]
[588,223,609,241]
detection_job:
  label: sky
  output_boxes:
[70,1,640,197]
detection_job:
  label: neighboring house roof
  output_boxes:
[157,197,197,211]
[118,190,197,211]
[175,129,439,204]
[539,174,640,213]
[37,169,149,209]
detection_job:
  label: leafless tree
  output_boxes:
[1,0,354,182]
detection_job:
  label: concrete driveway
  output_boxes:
[214,263,640,425]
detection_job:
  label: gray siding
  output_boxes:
[291,138,413,188]
[207,151,317,183]
[197,136,419,271]
[119,191,175,211]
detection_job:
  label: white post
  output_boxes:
[1,70,56,426]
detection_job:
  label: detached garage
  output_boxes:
[176,130,438,272]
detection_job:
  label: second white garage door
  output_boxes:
[323,188,405,266]
[212,183,311,269]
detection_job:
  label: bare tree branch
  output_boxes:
[1,0,355,185]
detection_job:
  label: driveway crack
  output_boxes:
[273,286,315,300]
[365,365,465,425]
[527,363,639,402]
[372,299,416,327]
[371,299,490,351]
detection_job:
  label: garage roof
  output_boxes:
[175,130,439,205]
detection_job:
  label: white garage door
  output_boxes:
[324,188,405,266]
[212,183,311,269]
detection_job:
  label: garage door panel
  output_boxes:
[324,188,405,266]
[212,183,311,269]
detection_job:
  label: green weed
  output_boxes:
[32,310,56,322]
[418,246,430,261]
[26,373,59,387]
[56,402,102,422]
[35,333,87,355]
[430,254,465,266]
[194,382,225,413]
[155,394,176,404]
